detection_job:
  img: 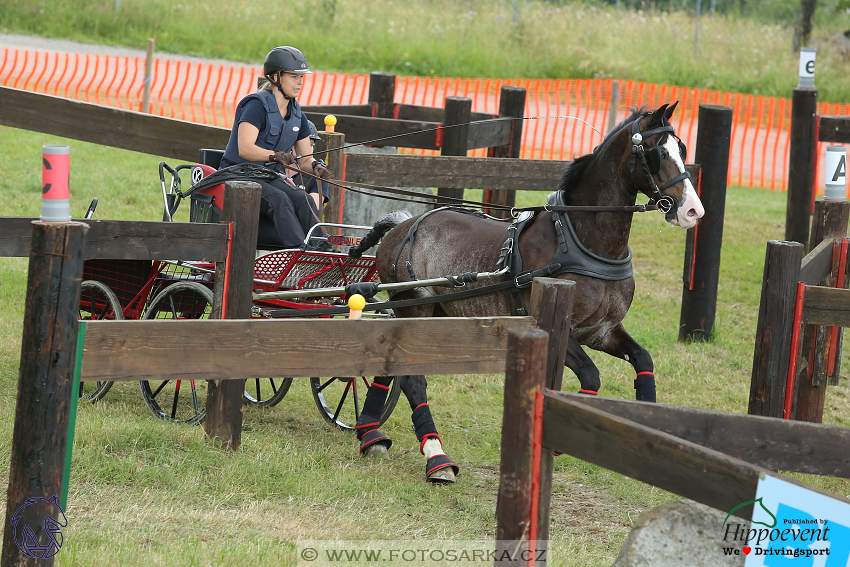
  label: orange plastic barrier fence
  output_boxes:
[4,47,850,192]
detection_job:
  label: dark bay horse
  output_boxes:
[347,103,704,482]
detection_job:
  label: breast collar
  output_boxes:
[498,191,633,285]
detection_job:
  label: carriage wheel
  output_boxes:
[309,377,401,432]
[243,377,293,407]
[138,282,213,425]
[78,280,122,402]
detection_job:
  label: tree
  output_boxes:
[793,0,818,53]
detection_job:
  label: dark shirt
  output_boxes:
[238,98,310,147]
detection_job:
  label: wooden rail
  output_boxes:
[343,154,701,192]
[78,317,535,382]
[0,217,229,261]
[0,86,230,162]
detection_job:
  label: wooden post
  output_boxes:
[317,131,345,225]
[679,105,732,342]
[2,221,88,566]
[785,88,818,248]
[205,182,261,450]
[141,38,155,113]
[437,97,472,202]
[607,80,620,134]
[795,200,850,422]
[368,72,396,119]
[529,278,576,391]
[748,240,805,418]
[486,86,526,218]
[495,327,549,562]
[527,277,574,551]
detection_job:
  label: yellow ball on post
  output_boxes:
[347,293,366,319]
[324,114,337,133]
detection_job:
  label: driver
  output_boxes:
[219,46,331,249]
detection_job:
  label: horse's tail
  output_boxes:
[348,210,412,258]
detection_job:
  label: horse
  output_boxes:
[346,103,705,482]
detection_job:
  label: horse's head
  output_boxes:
[628,103,704,229]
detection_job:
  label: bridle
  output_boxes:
[629,115,691,215]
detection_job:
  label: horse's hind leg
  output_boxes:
[355,376,395,459]
[597,324,656,402]
[564,335,602,395]
[400,375,459,483]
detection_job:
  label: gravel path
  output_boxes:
[0,32,250,66]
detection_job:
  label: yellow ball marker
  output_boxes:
[324,114,337,133]
[347,293,366,319]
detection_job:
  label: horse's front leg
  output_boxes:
[596,324,656,402]
[400,375,459,483]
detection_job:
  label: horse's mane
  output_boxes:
[558,106,649,195]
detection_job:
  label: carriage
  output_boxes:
[78,149,401,429]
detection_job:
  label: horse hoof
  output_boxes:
[425,454,459,483]
[362,442,390,460]
[427,468,457,483]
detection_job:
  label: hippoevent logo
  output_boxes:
[720,498,832,560]
[10,495,67,559]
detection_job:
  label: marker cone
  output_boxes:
[41,145,72,222]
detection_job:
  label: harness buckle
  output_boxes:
[510,207,519,219]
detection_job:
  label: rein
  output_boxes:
[280,163,661,215]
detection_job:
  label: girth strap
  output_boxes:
[390,207,452,282]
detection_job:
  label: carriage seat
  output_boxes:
[191,149,285,250]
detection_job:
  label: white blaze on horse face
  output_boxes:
[662,135,705,229]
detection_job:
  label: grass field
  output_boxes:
[3,123,850,566]
[3,0,850,102]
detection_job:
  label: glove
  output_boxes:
[312,160,332,179]
[270,151,296,167]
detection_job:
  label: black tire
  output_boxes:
[78,280,122,402]
[243,377,293,407]
[310,376,401,432]
[139,282,213,425]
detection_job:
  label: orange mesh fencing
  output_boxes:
[4,47,850,192]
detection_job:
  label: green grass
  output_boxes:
[3,123,850,566]
[3,0,850,102]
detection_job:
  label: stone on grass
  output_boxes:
[612,499,747,567]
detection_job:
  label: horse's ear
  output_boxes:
[664,101,679,121]
[648,104,669,126]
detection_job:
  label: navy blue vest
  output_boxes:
[220,90,303,172]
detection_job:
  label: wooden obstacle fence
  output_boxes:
[496,372,850,566]
[786,85,850,248]
[3,85,736,449]
[3,216,565,566]
[749,199,850,423]
[1,182,263,451]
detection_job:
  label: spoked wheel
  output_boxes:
[310,376,401,432]
[78,280,123,402]
[139,282,213,424]
[243,377,293,407]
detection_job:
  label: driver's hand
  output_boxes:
[270,151,296,167]
[312,161,332,179]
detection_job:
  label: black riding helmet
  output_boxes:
[307,120,321,141]
[264,46,312,76]
[264,46,311,99]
